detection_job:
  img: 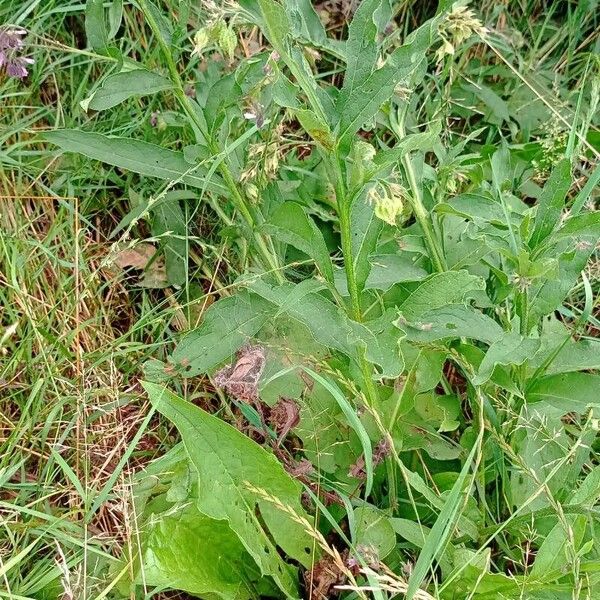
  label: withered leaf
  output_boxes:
[213,344,266,402]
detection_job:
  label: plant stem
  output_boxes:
[332,156,381,411]
[138,0,282,281]
[393,110,447,273]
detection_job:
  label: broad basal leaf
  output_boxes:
[139,500,264,600]
[247,280,403,378]
[143,382,317,599]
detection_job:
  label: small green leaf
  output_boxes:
[354,504,396,559]
[398,271,485,321]
[529,158,572,248]
[474,333,541,386]
[351,195,383,292]
[397,305,504,345]
[82,70,172,112]
[152,200,187,287]
[265,202,334,281]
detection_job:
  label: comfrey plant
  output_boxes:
[0,26,33,78]
[48,0,600,598]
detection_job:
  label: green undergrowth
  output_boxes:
[1,0,599,599]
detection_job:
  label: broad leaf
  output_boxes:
[526,373,600,419]
[139,501,263,599]
[172,291,273,376]
[335,17,440,144]
[398,271,485,321]
[143,382,317,599]
[354,504,396,559]
[397,305,504,345]
[473,333,541,386]
[338,0,388,112]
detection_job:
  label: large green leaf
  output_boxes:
[247,280,403,378]
[398,271,485,321]
[397,305,504,345]
[338,0,388,113]
[529,515,587,579]
[264,202,334,281]
[335,17,440,143]
[526,373,600,419]
[143,382,316,599]
[531,336,600,375]
[46,130,226,195]
[139,500,262,599]
[172,291,273,376]
[82,69,172,111]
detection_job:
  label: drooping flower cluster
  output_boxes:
[436,5,487,62]
[0,26,33,79]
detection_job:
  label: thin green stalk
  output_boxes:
[138,0,282,280]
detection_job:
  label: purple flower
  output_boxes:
[0,26,33,79]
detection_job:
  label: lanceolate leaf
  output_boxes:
[143,382,316,599]
[82,69,172,112]
[335,17,441,144]
[46,130,227,195]
[338,0,388,111]
[351,194,383,292]
[529,158,572,248]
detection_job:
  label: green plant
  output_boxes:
[3,0,599,598]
